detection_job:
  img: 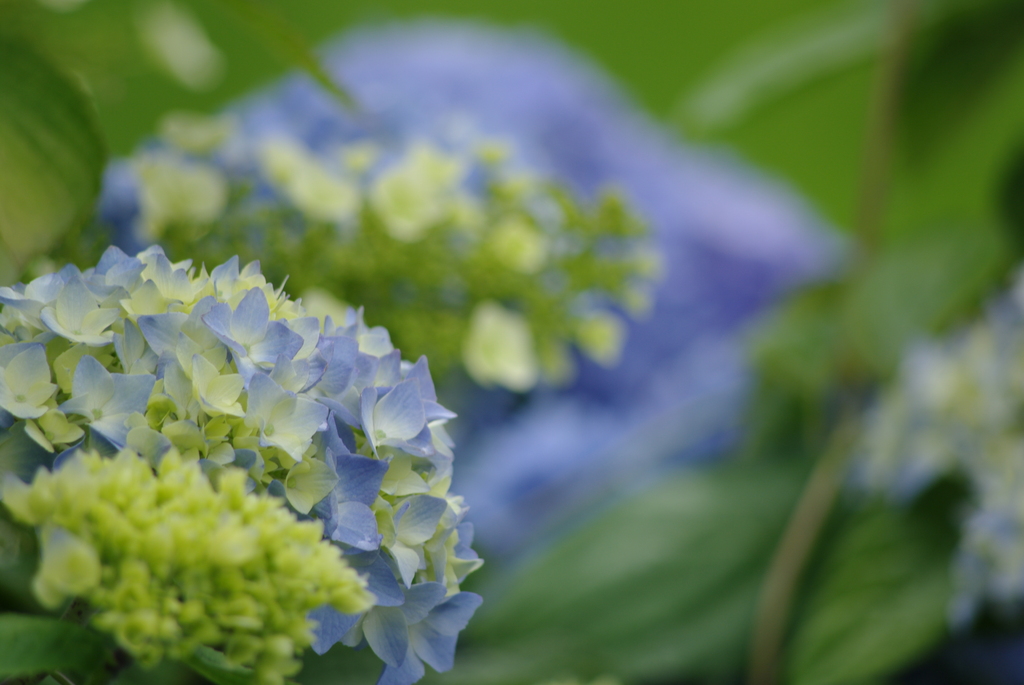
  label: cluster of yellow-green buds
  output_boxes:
[0,247,483,685]
[87,112,656,390]
[2,448,372,684]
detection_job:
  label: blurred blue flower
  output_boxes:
[97,21,839,559]
[857,270,1024,627]
[254,22,837,555]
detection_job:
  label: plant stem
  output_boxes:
[854,0,919,259]
[745,1,920,683]
[49,673,76,685]
[746,415,858,685]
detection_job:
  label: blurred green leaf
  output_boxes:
[843,223,1008,375]
[677,0,890,135]
[676,0,1024,138]
[902,0,1024,161]
[446,463,805,684]
[999,142,1024,250]
[0,614,108,677]
[182,646,256,685]
[208,0,356,109]
[785,501,957,685]
[751,282,846,399]
[0,35,105,285]
[753,223,1008,399]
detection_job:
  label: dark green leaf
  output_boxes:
[0,613,108,677]
[448,463,806,685]
[902,0,1024,161]
[786,502,957,685]
[999,144,1024,250]
[0,35,106,284]
[182,646,256,685]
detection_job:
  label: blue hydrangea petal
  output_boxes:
[353,353,381,390]
[395,495,448,546]
[70,356,115,409]
[201,303,246,357]
[334,452,390,506]
[310,605,362,655]
[374,380,426,443]
[138,312,189,357]
[319,398,361,434]
[374,351,402,388]
[363,606,410,667]
[400,582,447,624]
[360,386,378,440]
[317,336,360,397]
[385,424,434,457]
[403,357,436,402]
[364,554,405,607]
[422,401,456,423]
[421,591,483,636]
[245,373,291,424]
[249,320,304,364]
[230,288,271,346]
[409,625,457,673]
[0,342,41,367]
[376,644,425,685]
[104,373,157,418]
[331,501,382,551]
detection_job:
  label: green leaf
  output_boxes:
[751,283,846,399]
[182,645,257,685]
[208,0,357,110]
[0,613,108,677]
[902,0,1024,160]
[842,223,1008,376]
[1000,145,1024,249]
[449,463,806,685]
[785,502,957,685]
[676,0,890,134]
[0,36,106,285]
[675,0,1009,136]
[753,222,1008,397]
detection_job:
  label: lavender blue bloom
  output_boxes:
[95,22,840,560]
[229,21,836,555]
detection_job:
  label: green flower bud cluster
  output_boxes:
[1,447,372,684]
[84,118,654,390]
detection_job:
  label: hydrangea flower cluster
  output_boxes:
[70,20,839,557]
[857,267,1024,624]
[1,448,372,684]
[0,246,482,685]
[251,22,832,555]
[88,112,651,391]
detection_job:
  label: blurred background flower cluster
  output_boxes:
[5,0,1024,684]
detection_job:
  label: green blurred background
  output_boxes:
[33,0,1024,254]
[40,1,870,221]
